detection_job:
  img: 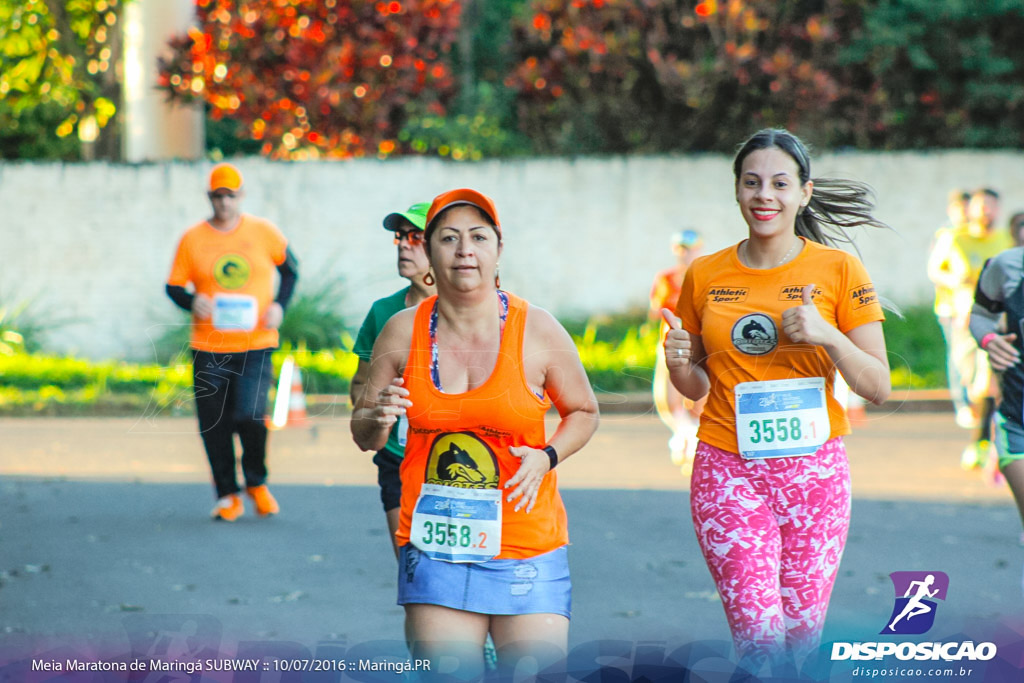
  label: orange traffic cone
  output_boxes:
[846,393,867,427]
[286,365,308,427]
[834,371,867,427]
[269,356,307,430]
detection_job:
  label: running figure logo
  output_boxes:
[881,571,949,635]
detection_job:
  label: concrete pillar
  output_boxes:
[122,0,203,161]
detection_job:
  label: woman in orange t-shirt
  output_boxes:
[662,129,891,676]
[351,189,599,679]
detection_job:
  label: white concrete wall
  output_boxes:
[3,152,1023,360]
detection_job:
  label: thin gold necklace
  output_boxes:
[743,239,800,268]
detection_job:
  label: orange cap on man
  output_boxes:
[209,163,243,192]
[426,188,501,236]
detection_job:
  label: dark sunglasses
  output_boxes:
[393,231,425,245]
[208,191,237,199]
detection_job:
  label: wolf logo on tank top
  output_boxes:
[425,432,500,489]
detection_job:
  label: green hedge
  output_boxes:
[273,347,358,395]
[570,315,660,394]
[0,348,357,417]
[881,305,947,390]
[0,304,947,415]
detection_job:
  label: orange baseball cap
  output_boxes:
[426,188,500,236]
[209,163,243,192]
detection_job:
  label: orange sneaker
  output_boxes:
[211,494,244,522]
[246,485,279,517]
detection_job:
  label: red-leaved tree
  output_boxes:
[505,0,857,154]
[158,0,462,159]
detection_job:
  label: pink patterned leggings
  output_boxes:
[689,437,851,665]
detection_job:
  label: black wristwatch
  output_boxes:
[542,445,559,471]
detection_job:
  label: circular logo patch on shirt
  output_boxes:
[213,254,251,290]
[731,313,778,355]
[426,432,500,489]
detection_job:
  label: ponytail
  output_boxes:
[798,178,890,250]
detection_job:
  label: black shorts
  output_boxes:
[372,449,403,512]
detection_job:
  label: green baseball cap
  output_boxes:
[382,202,430,232]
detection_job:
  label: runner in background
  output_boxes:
[350,202,434,558]
[1009,211,1024,248]
[971,246,1024,555]
[664,128,891,676]
[927,190,973,428]
[166,164,298,522]
[949,189,1011,470]
[649,229,705,472]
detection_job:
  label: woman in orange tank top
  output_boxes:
[351,189,599,680]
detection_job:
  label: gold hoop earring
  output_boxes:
[423,270,435,286]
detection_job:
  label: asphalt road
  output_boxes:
[1,412,1023,681]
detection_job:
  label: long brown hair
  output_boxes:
[733,128,891,249]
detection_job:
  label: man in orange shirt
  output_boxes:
[166,164,299,521]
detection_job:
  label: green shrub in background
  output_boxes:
[0,293,69,354]
[0,354,185,395]
[0,348,358,416]
[0,353,191,416]
[561,307,652,344]
[272,346,359,396]
[882,304,947,390]
[0,353,98,389]
[0,308,27,355]
[277,275,350,352]
[562,309,659,393]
